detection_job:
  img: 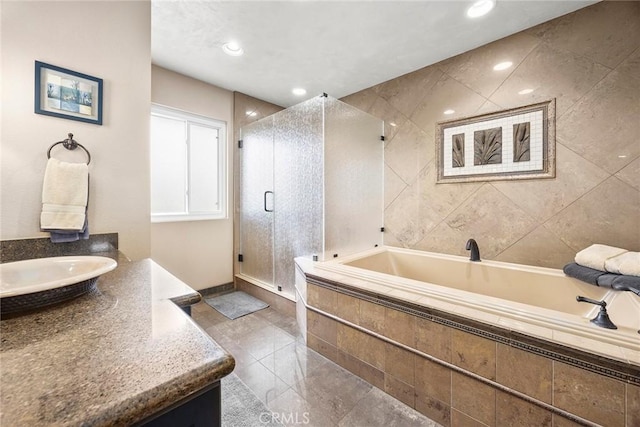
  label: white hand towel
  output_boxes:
[574,244,627,271]
[605,252,640,276]
[40,158,88,230]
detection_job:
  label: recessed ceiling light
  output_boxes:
[292,88,307,96]
[493,61,513,71]
[389,122,397,127]
[618,154,628,158]
[222,41,244,56]
[467,0,495,18]
[518,88,534,95]
[443,109,455,115]
[246,110,257,117]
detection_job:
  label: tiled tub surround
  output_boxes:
[0,258,235,426]
[295,250,640,427]
[340,0,640,268]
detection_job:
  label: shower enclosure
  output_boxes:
[238,95,384,300]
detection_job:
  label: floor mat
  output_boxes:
[204,291,269,320]
[222,374,283,426]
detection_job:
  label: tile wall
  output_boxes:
[305,282,639,427]
[341,0,640,268]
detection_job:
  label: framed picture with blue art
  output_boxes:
[34,61,103,125]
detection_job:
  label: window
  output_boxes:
[150,104,226,222]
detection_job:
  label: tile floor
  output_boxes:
[191,301,441,427]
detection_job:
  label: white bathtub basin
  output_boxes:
[308,246,640,365]
[0,256,117,298]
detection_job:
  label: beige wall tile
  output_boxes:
[359,360,385,390]
[494,224,575,269]
[384,343,415,386]
[384,120,433,184]
[451,330,496,380]
[359,299,386,334]
[558,70,640,175]
[415,317,452,362]
[553,362,625,426]
[339,88,378,113]
[383,307,415,347]
[377,66,443,119]
[337,324,385,370]
[491,143,609,223]
[369,96,407,142]
[615,157,640,192]
[437,184,538,259]
[307,310,337,345]
[496,390,552,426]
[384,375,415,408]
[336,292,360,325]
[489,43,610,116]
[444,31,540,98]
[496,344,552,403]
[450,409,487,427]
[452,373,496,426]
[415,357,451,404]
[384,165,407,209]
[545,177,640,252]
[337,350,361,376]
[384,171,443,247]
[626,383,640,427]
[307,333,337,363]
[526,1,640,69]
[337,350,385,390]
[616,46,640,81]
[415,395,451,427]
[416,161,484,220]
[411,74,487,135]
[307,284,337,314]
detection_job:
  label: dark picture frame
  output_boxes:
[34,61,103,125]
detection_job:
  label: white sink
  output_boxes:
[0,256,117,298]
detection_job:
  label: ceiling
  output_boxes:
[152,0,597,108]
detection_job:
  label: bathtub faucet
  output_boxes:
[466,239,481,262]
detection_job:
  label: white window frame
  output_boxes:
[150,104,227,222]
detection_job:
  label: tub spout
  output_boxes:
[466,239,481,262]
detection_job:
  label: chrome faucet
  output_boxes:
[466,239,481,262]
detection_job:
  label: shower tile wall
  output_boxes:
[341,0,640,268]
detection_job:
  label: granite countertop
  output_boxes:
[0,258,235,426]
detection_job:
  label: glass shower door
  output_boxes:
[239,117,275,288]
[272,98,324,297]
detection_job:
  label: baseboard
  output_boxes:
[199,282,235,297]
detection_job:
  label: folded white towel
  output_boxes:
[40,158,88,230]
[575,244,628,271]
[605,251,640,276]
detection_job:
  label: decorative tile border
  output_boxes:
[306,273,640,386]
[436,99,556,183]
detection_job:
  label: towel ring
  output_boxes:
[47,133,91,165]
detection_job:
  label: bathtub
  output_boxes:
[310,246,640,365]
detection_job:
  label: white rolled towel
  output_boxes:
[605,252,640,276]
[575,244,627,271]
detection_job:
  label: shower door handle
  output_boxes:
[264,191,274,212]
